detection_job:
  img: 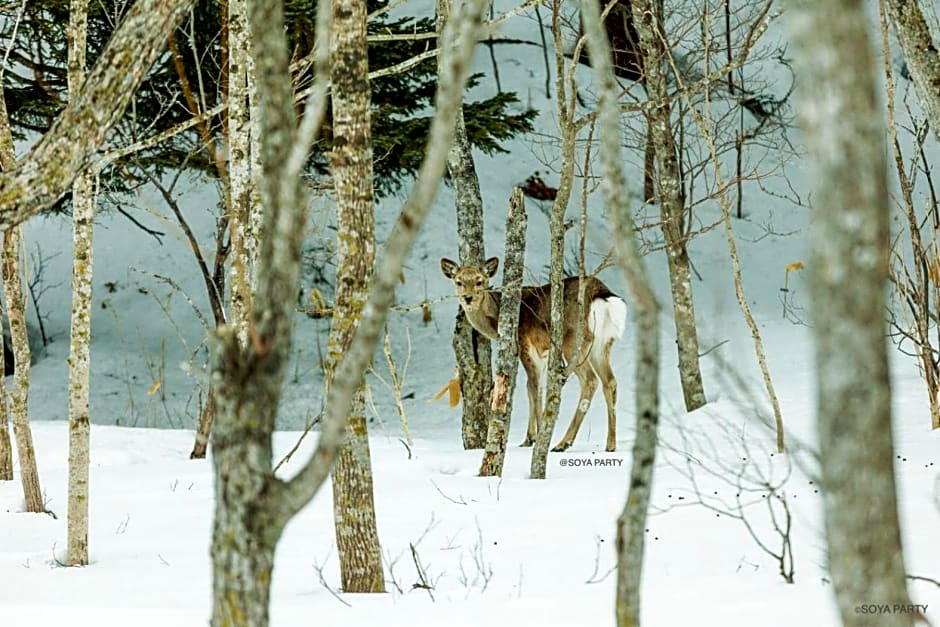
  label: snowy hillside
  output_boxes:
[2,0,940,625]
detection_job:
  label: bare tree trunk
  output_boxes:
[2,228,42,513]
[0,90,12,483]
[0,307,11,481]
[479,188,526,477]
[884,0,940,143]
[577,3,661,625]
[66,0,92,567]
[192,0,255,461]
[788,1,915,624]
[0,76,42,513]
[228,0,253,344]
[530,0,577,479]
[209,0,486,620]
[328,0,384,593]
[438,0,492,450]
[632,0,706,412]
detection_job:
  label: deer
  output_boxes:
[441,256,626,452]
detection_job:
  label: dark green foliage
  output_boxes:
[2,0,535,203]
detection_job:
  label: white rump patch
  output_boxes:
[588,296,627,342]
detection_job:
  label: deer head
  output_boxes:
[440,257,499,311]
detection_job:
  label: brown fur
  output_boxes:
[441,257,622,451]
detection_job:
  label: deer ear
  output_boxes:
[484,257,500,278]
[440,257,458,279]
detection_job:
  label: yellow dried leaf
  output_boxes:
[147,380,162,396]
[429,374,461,408]
[785,261,805,273]
[448,378,461,408]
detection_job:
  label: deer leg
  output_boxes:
[519,351,542,447]
[551,364,598,452]
[593,340,618,452]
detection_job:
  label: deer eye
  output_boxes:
[475,279,482,286]
[455,280,462,287]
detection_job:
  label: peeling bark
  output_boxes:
[479,188,526,477]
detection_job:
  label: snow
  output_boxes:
[3,1,940,625]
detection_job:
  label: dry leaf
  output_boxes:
[785,261,805,273]
[147,380,162,396]
[430,371,461,408]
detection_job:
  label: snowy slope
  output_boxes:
[3,0,940,625]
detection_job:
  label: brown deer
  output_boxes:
[441,257,626,452]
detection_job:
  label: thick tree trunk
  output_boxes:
[788,1,915,625]
[439,0,493,450]
[210,0,315,621]
[884,0,940,143]
[66,0,92,567]
[208,1,487,620]
[578,2,661,624]
[327,0,385,593]
[479,188,526,477]
[632,0,706,412]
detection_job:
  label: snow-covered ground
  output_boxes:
[3,1,940,625]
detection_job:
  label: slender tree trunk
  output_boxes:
[632,0,706,412]
[327,0,384,593]
[228,0,253,344]
[0,77,42,513]
[0,91,11,484]
[788,1,915,625]
[66,0,92,567]
[0,308,11,481]
[438,0,492,450]
[530,0,577,479]
[578,2,662,624]
[479,188,526,477]
[884,0,940,143]
[2,228,42,513]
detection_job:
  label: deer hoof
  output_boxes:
[519,437,535,447]
[606,443,617,452]
[551,442,570,452]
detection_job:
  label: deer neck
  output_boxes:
[464,290,500,341]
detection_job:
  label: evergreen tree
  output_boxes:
[2,0,536,202]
